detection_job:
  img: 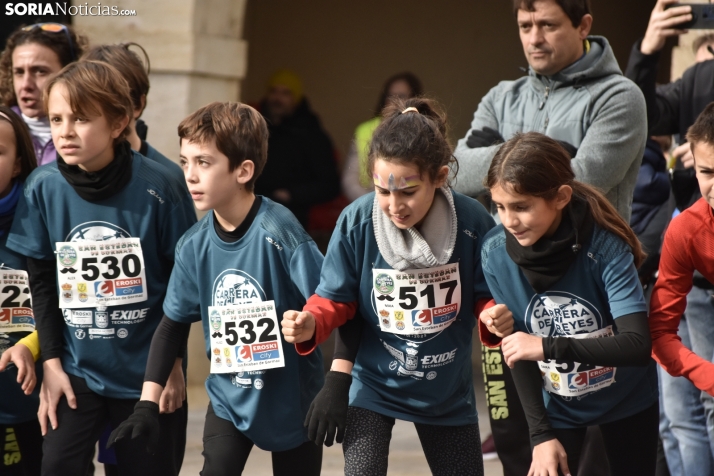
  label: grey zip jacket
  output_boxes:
[453,36,646,221]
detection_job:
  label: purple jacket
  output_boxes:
[12,106,57,166]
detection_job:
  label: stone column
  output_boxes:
[74,0,248,386]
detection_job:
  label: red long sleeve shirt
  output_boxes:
[650,198,714,395]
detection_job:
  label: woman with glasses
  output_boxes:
[0,23,87,166]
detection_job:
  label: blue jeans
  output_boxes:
[685,286,714,458]
[659,318,713,476]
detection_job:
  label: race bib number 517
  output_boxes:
[208,300,285,373]
[55,239,147,308]
[373,263,461,335]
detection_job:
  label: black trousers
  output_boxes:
[41,373,186,476]
[200,402,322,476]
[553,401,659,476]
[482,344,612,476]
[0,420,42,476]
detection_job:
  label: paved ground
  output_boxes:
[94,382,504,476]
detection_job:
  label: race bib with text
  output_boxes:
[208,300,285,373]
[0,269,34,333]
[373,263,461,335]
[55,239,147,308]
[538,326,616,397]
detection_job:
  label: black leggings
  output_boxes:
[200,402,322,476]
[342,406,484,476]
[553,400,660,476]
[41,373,186,476]
[0,420,42,476]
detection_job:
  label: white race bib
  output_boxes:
[0,269,34,333]
[208,300,285,373]
[55,239,147,308]
[539,326,616,397]
[373,263,461,335]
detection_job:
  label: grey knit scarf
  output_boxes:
[373,187,457,271]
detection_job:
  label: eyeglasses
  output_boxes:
[21,23,76,62]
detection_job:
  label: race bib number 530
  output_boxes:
[208,300,285,373]
[0,269,34,333]
[373,263,461,335]
[55,239,147,308]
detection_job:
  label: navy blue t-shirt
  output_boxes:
[163,198,324,452]
[316,191,495,425]
[481,224,658,428]
[6,154,196,398]
[0,232,41,424]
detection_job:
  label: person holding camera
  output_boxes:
[625,2,714,475]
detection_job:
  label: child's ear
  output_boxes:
[235,160,255,187]
[554,185,573,210]
[110,115,131,139]
[434,165,450,188]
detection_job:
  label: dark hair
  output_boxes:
[0,106,37,181]
[374,72,423,116]
[178,102,268,192]
[83,43,150,115]
[368,97,456,185]
[513,0,592,28]
[44,60,133,145]
[0,24,88,108]
[486,132,644,268]
[687,102,714,147]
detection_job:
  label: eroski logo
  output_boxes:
[525,291,602,337]
[65,221,131,242]
[212,269,266,306]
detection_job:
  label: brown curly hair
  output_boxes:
[0,24,88,108]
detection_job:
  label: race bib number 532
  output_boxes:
[55,239,147,308]
[208,300,285,373]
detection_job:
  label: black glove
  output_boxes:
[107,400,160,454]
[556,140,578,158]
[305,371,352,447]
[466,127,504,148]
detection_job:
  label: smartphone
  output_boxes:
[666,3,714,29]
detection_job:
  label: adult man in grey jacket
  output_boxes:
[463,2,647,476]
[455,0,646,222]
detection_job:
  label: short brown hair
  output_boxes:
[513,0,592,28]
[43,60,133,145]
[0,106,37,181]
[178,102,268,192]
[83,43,150,115]
[0,24,88,108]
[687,102,714,148]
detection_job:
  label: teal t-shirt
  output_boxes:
[316,191,495,426]
[481,224,658,428]
[143,142,187,192]
[163,198,324,452]
[0,231,41,424]
[6,154,196,398]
